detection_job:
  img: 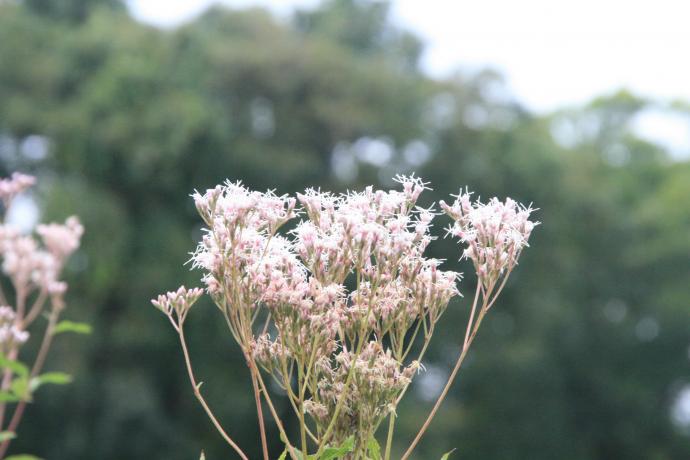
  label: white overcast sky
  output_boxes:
[127,0,690,155]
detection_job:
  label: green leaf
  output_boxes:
[53,321,92,335]
[314,436,355,460]
[440,448,456,459]
[5,455,43,460]
[0,431,15,441]
[367,436,381,460]
[0,391,20,403]
[278,437,355,460]
[10,377,30,401]
[278,432,301,459]
[30,372,72,392]
[0,354,28,378]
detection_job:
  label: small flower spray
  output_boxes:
[0,173,87,458]
[153,177,538,460]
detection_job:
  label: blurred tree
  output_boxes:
[21,0,125,22]
[0,1,688,459]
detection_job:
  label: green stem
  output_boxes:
[400,292,488,460]
[0,301,61,458]
[297,363,309,458]
[383,411,396,460]
[177,327,249,460]
[249,362,270,460]
[252,360,300,460]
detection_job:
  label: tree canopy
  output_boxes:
[0,1,688,459]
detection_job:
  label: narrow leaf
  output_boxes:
[0,431,15,441]
[278,432,299,459]
[5,455,43,460]
[10,377,30,401]
[317,436,355,460]
[367,436,381,460]
[440,448,456,460]
[36,372,72,385]
[0,391,19,403]
[0,354,28,378]
[29,372,72,392]
[53,321,91,335]
[277,450,287,460]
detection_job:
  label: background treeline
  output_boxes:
[0,0,689,458]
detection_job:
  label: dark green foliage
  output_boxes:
[0,1,688,459]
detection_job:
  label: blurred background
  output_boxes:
[1,0,689,458]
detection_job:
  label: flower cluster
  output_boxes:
[153,177,537,460]
[0,172,84,311]
[191,182,299,302]
[0,173,84,316]
[162,177,460,449]
[312,341,418,444]
[37,216,84,262]
[441,192,537,290]
[151,286,204,324]
[0,306,29,354]
[0,215,83,295]
[0,173,35,207]
[0,172,86,457]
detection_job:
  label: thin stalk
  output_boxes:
[400,291,488,460]
[0,347,18,430]
[251,361,300,460]
[177,327,249,460]
[250,363,270,460]
[297,363,309,458]
[279,359,318,443]
[0,302,60,458]
[463,283,482,347]
[484,269,513,311]
[383,413,396,460]
[0,284,7,307]
[383,325,408,460]
[401,319,423,361]
[14,286,26,320]
[295,337,321,454]
[315,324,368,455]
[0,285,29,431]
[399,344,469,460]
[21,289,47,328]
[316,264,378,456]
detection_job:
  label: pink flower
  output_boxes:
[151,286,204,319]
[441,191,538,288]
[0,172,36,206]
[37,216,84,261]
[0,306,29,352]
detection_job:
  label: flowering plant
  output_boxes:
[153,176,537,460]
[0,173,88,459]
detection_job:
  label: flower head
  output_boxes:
[0,173,35,207]
[0,306,29,353]
[37,216,84,261]
[151,286,204,321]
[441,191,538,288]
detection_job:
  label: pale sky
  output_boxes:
[127,0,690,156]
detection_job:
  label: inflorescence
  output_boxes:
[153,176,537,460]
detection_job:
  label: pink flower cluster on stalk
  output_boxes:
[0,172,85,457]
[153,177,537,460]
[152,287,204,329]
[0,308,29,355]
[441,192,536,291]
[0,173,35,208]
